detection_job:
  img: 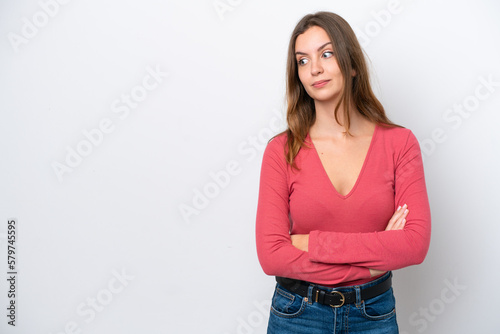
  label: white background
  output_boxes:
[1,0,499,333]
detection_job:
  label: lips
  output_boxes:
[312,80,330,88]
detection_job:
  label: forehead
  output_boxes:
[295,26,332,53]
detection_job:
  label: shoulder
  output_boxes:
[260,131,289,173]
[376,123,410,139]
[376,124,419,148]
[264,131,288,155]
[375,124,422,164]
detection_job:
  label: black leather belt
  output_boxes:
[275,272,392,308]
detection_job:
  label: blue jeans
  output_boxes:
[267,272,398,334]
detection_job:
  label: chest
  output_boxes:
[312,136,373,197]
[287,142,396,234]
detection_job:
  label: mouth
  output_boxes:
[312,80,330,88]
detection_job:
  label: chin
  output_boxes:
[311,93,341,104]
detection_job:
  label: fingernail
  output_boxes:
[402,218,406,224]
[403,203,407,208]
[404,209,408,214]
[397,206,401,211]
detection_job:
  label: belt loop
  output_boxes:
[306,285,314,305]
[355,285,361,307]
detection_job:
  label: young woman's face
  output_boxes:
[295,26,344,104]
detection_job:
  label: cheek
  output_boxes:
[331,64,344,78]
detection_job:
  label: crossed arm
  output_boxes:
[255,130,431,286]
[290,204,409,277]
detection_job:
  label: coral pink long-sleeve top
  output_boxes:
[255,124,431,287]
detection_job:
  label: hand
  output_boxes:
[368,205,409,278]
[368,205,409,277]
[369,269,386,277]
[385,204,409,231]
[290,234,309,252]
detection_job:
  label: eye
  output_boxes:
[297,58,309,66]
[322,51,334,58]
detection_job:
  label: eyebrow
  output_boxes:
[295,42,333,56]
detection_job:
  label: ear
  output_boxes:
[351,68,356,77]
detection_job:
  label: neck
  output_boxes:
[310,99,369,139]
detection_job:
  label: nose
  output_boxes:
[310,58,323,76]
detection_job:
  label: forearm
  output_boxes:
[256,235,372,285]
[308,185,431,270]
[290,207,418,272]
[308,223,430,271]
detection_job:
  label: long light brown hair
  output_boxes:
[274,11,402,170]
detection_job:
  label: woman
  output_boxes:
[255,11,431,333]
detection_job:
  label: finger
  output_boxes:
[386,204,407,230]
[387,205,409,231]
[395,218,406,230]
[400,208,409,226]
[394,209,409,230]
[399,207,409,223]
[385,205,402,230]
[392,204,408,222]
[393,204,407,220]
[394,217,406,230]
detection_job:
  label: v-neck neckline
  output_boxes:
[306,123,378,200]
